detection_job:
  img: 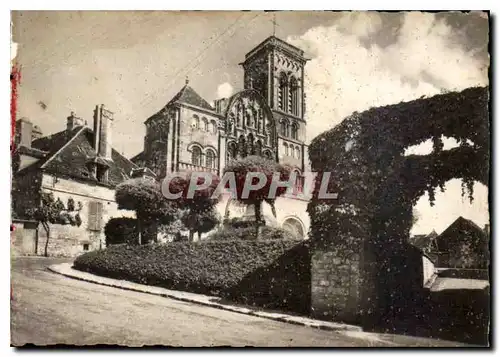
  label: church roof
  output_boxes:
[168,83,214,111]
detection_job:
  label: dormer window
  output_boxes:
[96,166,108,182]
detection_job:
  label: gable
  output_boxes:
[19,127,136,187]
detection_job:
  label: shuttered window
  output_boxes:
[88,201,103,231]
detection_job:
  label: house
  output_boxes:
[434,217,490,269]
[130,36,313,239]
[410,229,439,262]
[11,107,137,257]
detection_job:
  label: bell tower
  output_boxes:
[239,36,308,122]
[239,36,308,171]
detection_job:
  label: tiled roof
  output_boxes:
[15,126,137,187]
[436,216,488,252]
[168,84,214,111]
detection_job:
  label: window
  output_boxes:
[211,120,217,134]
[206,150,216,169]
[284,143,289,156]
[96,166,108,183]
[88,201,103,231]
[291,124,298,140]
[83,243,89,251]
[192,115,200,130]
[227,142,237,161]
[191,146,202,166]
[246,113,252,127]
[290,77,299,116]
[278,73,288,112]
[255,140,263,156]
[295,146,301,159]
[280,120,288,137]
[203,118,209,132]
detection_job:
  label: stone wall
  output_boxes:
[39,174,134,257]
[310,247,362,324]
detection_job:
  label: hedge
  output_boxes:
[104,217,138,246]
[73,239,311,312]
[208,225,291,241]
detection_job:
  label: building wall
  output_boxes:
[423,255,436,286]
[178,106,221,172]
[39,174,134,257]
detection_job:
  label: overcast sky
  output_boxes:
[11,11,490,234]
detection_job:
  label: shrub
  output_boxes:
[209,225,294,241]
[104,217,138,246]
[74,240,305,298]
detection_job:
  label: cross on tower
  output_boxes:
[272,13,276,36]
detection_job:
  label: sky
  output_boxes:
[11,11,490,234]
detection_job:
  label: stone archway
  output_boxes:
[307,86,489,326]
[282,217,305,239]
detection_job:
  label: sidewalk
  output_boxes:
[48,263,362,333]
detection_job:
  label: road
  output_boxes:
[11,256,467,347]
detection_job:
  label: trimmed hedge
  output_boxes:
[73,239,311,312]
[209,225,291,241]
[104,217,138,246]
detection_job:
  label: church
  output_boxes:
[131,36,312,239]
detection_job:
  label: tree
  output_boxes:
[26,192,82,257]
[181,206,221,242]
[167,172,221,242]
[223,155,292,239]
[115,178,178,244]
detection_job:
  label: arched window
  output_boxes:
[278,72,288,112]
[211,120,217,134]
[206,149,216,169]
[246,112,252,127]
[255,140,263,156]
[280,120,288,137]
[295,146,301,159]
[202,117,209,132]
[247,133,255,155]
[290,77,299,116]
[291,123,298,140]
[284,143,289,156]
[191,146,202,166]
[227,142,237,161]
[238,135,247,158]
[192,115,200,130]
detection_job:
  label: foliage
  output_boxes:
[116,178,177,225]
[25,192,82,256]
[73,239,305,300]
[208,225,293,241]
[104,217,138,246]
[115,177,178,243]
[181,207,221,240]
[165,172,222,240]
[307,86,489,251]
[223,155,292,229]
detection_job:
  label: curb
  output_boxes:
[48,263,362,333]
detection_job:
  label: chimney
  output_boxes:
[15,118,33,148]
[93,105,101,153]
[66,112,84,133]
[98,105,114,160]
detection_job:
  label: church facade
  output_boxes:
[132,36,312,239]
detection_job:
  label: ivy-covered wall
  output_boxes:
[307,86,489,325]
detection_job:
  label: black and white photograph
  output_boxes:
[9,10,491,348]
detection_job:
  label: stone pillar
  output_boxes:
[310,243,362,324]
[310,219,378,326]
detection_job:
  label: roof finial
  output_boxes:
[272,13,276,37]
[185,76,189,85]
